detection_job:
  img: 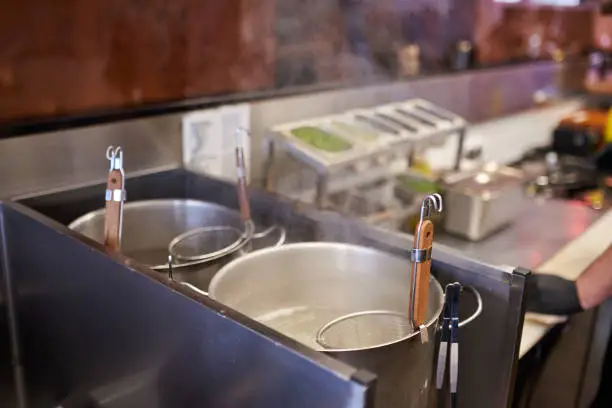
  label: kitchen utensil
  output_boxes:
[436,282,461,408]
[316,310,411,350]
[442,163,525,241]
[168,128,259,263]
[103,146,125,251]
[314,194,443,350]
[411,194,443,329]
[69,199,285,289]
[234,127,251,222]
[197,242,482,408]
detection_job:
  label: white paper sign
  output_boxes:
[219,103,251,182]
[181,103,251,182]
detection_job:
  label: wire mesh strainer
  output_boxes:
[315,194,444,350]
[167,127,258,264]
[168,220,255,262]
[316,310,413,350]
[316,285,483,351]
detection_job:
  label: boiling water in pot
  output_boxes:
[255,306,354,350]
[256,306,415,350]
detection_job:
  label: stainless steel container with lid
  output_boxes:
[442,163,525,241]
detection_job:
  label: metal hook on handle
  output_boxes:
[419,193,443,220]
[106,146,123,171]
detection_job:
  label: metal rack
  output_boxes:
[263,99,467,208]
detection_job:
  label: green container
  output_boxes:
[290,126,353,153]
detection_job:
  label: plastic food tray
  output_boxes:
[271,115,409,172]
[267,98,467,175]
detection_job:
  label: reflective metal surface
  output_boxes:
[0,60,575,201]
[442,165,525,241]
[0,113,181,199]
[209,242,447,408]
[437,198,604,269]
[17,169,527,408]
[0,202,375,408]
[68,199,266,290]
[310,210,528,408]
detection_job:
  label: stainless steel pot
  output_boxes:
[187,242,481,408]
[68,199,285,289]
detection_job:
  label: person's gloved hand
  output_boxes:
[595,143,612,175]
[526,274,584,316]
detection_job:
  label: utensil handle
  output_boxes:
[236,176,251,222]
[235,133,251,222]
[412,219,434,327]
[104,169,125,251]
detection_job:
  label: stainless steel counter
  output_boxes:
[437,198,604,270]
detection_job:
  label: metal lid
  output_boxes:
[444,163,524,195]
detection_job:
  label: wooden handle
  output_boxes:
[413,219,434,326]
[235,149,251,222]
[236,179,251,222]
[104,169,124,251]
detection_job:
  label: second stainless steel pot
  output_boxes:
[197,242,481,408]
[69,199,284,289]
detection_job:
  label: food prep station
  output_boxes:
[0,168,528,408]
[263,99,467,221]
[262,98,542,247]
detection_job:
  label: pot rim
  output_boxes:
[209,242,445,352]
[67,198,240,231]
[68,199,246,270]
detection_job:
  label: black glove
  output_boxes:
[525,274,584,316]
[595,143,612,175]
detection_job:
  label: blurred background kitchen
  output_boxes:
[2,0,612,407]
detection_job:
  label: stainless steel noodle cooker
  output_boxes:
[180,242,482,408]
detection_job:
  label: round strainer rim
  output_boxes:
[168,220,255,262]
[316,309,411,350]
